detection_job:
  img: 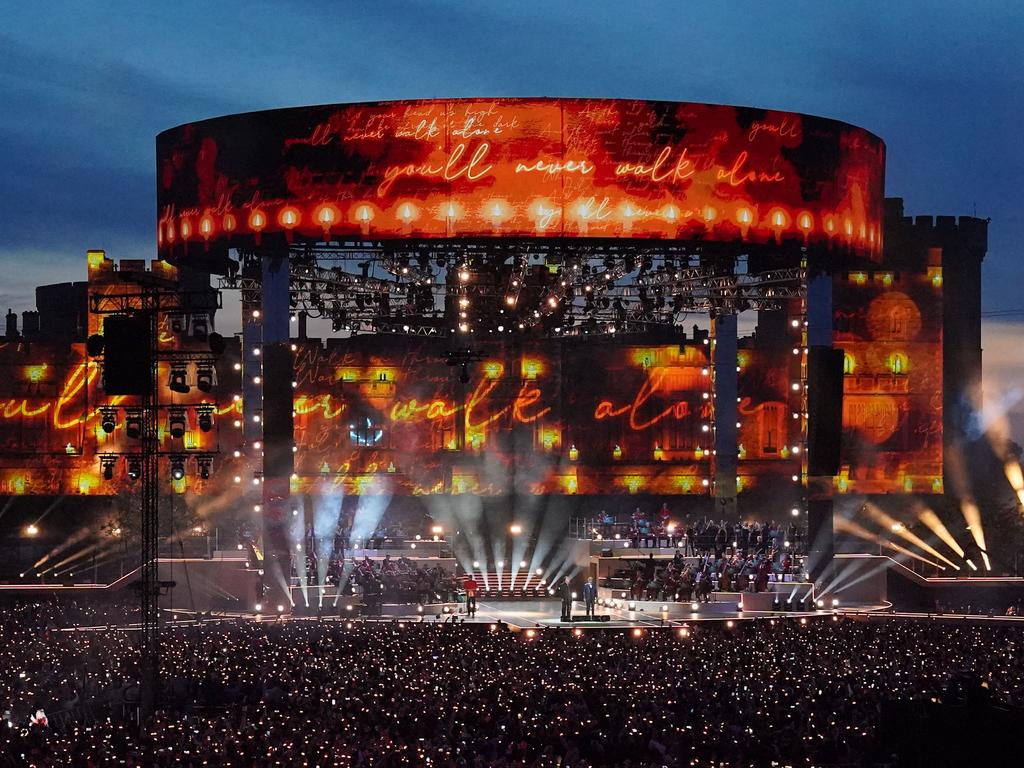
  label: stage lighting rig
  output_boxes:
[100,454,118,481]
[169,455,186,481]
[99,406,118,434]
[168,365,189,394]
[127,457,141,482]
[446,348,484,384]
[125,409,143,440]
[167,408,187,439]
[196,404,214,433]
[190,314,208,341]
[196,455,212,480]
[195,364,215,393]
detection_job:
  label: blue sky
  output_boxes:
[1,0,1022,432]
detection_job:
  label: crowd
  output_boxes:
[1,597,1023,766]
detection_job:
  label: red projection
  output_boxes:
[156,99,885,261]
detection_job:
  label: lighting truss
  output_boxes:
[218,241,805,337]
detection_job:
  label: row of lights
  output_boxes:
[160,202,877,245]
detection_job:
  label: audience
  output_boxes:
[1,598,1023,766]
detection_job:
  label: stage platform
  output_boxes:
[391,598,821,629]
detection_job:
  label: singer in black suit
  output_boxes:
[582,577,598,620]
[557,576,573,621]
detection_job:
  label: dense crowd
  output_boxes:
[2,598,1023,766]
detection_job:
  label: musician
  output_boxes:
[463,575,478,617]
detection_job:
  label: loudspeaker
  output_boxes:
[261,343,295,476]
[103,315,151,395]
[570,614,610,622]
[807,346,844,476]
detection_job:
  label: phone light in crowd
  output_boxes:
[525,629,536,639]
[632,628,643,637]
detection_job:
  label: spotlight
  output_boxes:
[24,524,39,537]
[196,405,214,433]
[191,315,208,341]
[168,365,189,394]
[509,524,523,535]
[100,455,117,481]
[168,408,187,439]
[197,456,212,480]
[99,407,118,434]
[195,365,214,393]
[254,603,263,612]
[127,458,141,482]
[169,456,186,481]
[125,410,143,439]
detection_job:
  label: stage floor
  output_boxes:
[429,599,815,629]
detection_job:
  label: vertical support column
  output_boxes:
[712,313,738,520]
[806,264,834,585]
[261,252,294,611]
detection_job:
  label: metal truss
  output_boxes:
[218,241,805,337]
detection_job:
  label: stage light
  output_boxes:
[168,366,190,394]
[831,598,840,607]
[99,407,118,434]
[191,315,208,341]
[127,458,141,482]
[197,405,214,433]
[169,456,186,481]
[277,605,285,613]
[197,456,212,480]
[497,560,504,568]
[168,408,187,439]
[125,410,143,439]
[509,524,522,535]
[100,455,116,481]
[519,560,527,568]
[195,365,214,393]
[535,568,543,575]
[691,602,699,611]
[632,628,643,637]
[25,524,39,537]
[254,603,263,612]
[472,561,480,569]
[573,628,583,636]
[726,620,735,628]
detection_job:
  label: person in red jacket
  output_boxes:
[463,575,478,617]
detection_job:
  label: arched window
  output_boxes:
[888,352,908,375]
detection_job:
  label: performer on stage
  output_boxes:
[463,575,478,617]
[582,577,597,620]
[558,576,573,621]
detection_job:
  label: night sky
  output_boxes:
[1,1,1022,434]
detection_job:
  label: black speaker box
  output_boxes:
[103,315,151,395]
[807,346,844,476]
